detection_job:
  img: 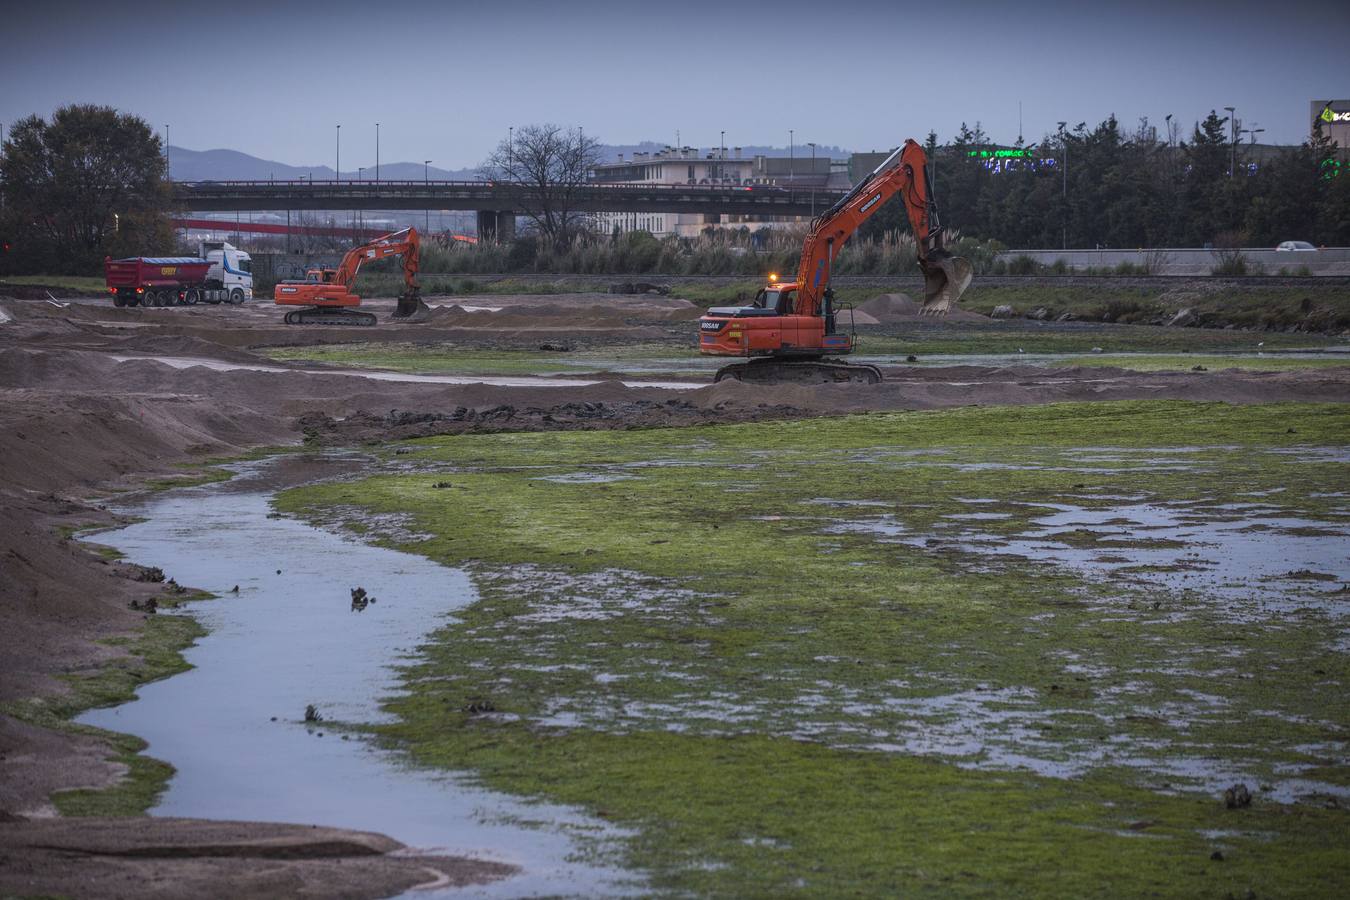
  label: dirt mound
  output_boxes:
[857,292,987,323]
[104,333,270,364]
[841,308,882,326]
[0,282,103,300]
[424,301,696,329]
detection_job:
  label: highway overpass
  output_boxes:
[171,180,844,239]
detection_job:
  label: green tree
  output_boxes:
[0,104,171,275]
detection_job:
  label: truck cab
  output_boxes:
[199,241,253,300]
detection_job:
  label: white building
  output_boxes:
[590,146,830,238]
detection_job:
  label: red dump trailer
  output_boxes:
[105,257,212,307]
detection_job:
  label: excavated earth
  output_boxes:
[2,290,1349,897]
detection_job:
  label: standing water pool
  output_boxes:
[78,458,639,898]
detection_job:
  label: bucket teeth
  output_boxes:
[391,298,432,322]
[920,255,974,316]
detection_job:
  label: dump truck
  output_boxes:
[105,241,254,307]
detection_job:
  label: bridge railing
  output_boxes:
[170,180,847,215]
[174,179,839,194]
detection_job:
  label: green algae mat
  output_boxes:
[277,401,1350,896]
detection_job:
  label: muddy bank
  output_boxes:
[294,363,1350,444]
[0,465,519,897]
[0,817,513,899]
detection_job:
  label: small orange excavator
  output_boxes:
[274,227,427,326]
[699,139,972,383]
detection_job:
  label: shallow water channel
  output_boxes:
[78,459,640,898]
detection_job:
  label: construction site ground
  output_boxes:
[1,288,1347,897]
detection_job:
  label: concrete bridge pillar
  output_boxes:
[704,213,721,227]
[476,210,517,242]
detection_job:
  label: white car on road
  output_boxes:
[1275,240,1317,251]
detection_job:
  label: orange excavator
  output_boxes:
[274,227,428,326]
[699,139,972,383]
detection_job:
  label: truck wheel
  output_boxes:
[229,289,245,305]
[153,290,167,307]
[184,289,200,306]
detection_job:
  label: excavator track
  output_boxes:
[283,307,378,327]
[714,358,883,385]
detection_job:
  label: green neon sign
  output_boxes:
[967,148,1036,159]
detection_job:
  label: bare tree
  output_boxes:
[481,124,601,248]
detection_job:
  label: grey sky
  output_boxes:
[3,0,1346,169]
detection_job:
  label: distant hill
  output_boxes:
[166,147,475,182]
[167,141,852,181]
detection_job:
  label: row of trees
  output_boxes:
[861,113,1349,249]
[1,107,1346,277]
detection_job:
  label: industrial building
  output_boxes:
[590,146,831,237]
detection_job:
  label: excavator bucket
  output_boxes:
[919,254,974,316]
[390,289,432,323]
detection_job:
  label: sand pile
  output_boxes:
[856,293,987,323]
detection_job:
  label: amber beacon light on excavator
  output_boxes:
[698,139,973,383]
[274,227,429,326]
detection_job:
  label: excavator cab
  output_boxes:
[751,287,794,315]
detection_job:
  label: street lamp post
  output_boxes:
[375,122,380,183]
[807,142,817,217]
[424,160,431,233]
[720,130,726,182]
[508,126,513,177]
[789,129,794,184]
[357,168,364,232]
[336,124,341,183]
[164,124,170,178]
[1057,122,1068,250]
[1224,106,1236,177]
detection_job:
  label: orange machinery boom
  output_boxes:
[793,139,961,319]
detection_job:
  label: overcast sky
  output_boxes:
[3,0,1346,168]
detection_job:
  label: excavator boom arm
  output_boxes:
[793,140,969,316]
[331,227,421,291]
